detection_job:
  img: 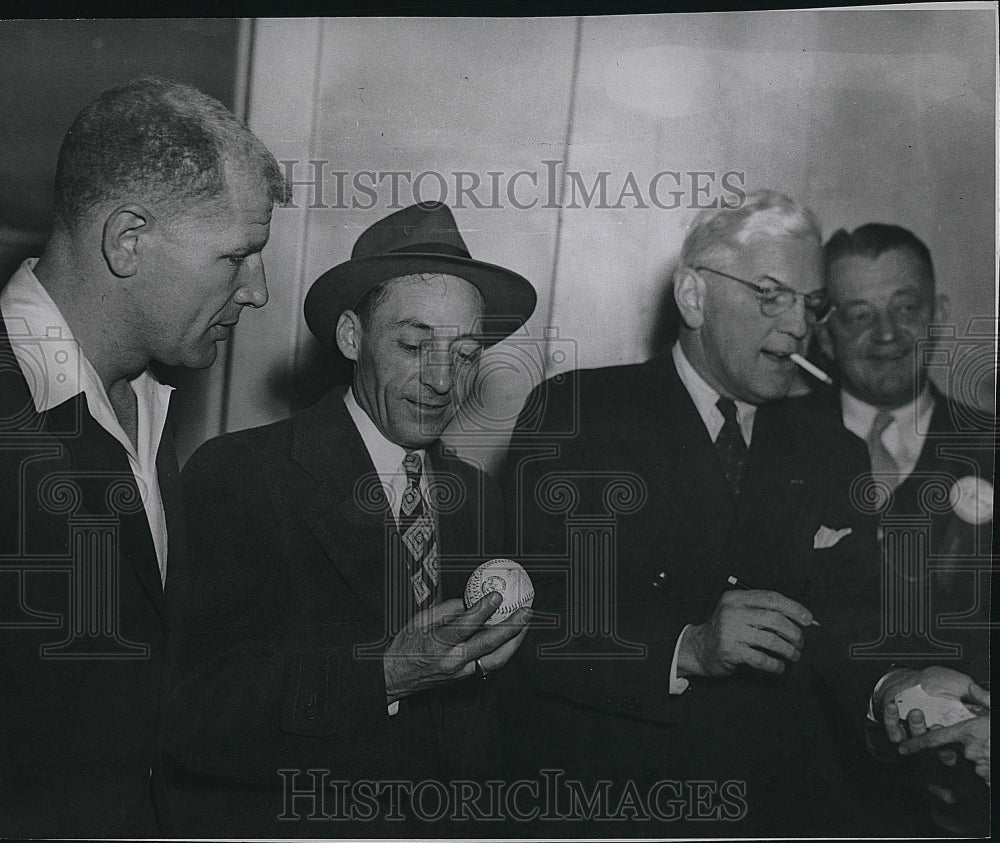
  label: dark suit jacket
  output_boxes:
[0,318,187,837]
[803,382,993,678]
[163,388,506,837]
[499,354,898,837]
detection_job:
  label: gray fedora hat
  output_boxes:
[304,201,537,348]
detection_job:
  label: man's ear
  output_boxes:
[102,204,150,278]
[933,293,950,323]
[335,310,363,362]
[673,267,706,330]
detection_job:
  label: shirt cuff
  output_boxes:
[388,700,400,716]
[669,624,693,694]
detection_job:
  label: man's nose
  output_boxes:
[422,347,454,395]
[233,258,269,309]
[869,309,900,343]
[779,295,809,339]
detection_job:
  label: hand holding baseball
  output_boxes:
[897,685,990,786]
[878,666,981,729]
[463,558,535,624]
[383,594,530,705]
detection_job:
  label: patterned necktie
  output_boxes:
[867,410,900,489]
[398,452,439,611]
[715,397,748,497]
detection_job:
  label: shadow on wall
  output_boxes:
[647,274,682,359]
[268,336,354,413]
[164,335,351,468]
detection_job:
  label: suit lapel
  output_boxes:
[725,403,811,578]
[620,356,736,567]
[159,418,188,627]
[909,385,953,476]
[294,390,392,620]
[429,445,483,597]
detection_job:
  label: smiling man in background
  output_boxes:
[815,223,992,835]
[0,77,285,837]
[817,224,992,622]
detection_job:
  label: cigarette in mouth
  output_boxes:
[789,353,833,386]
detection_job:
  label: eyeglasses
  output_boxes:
[694,266,832,324]
[829,290,931,335]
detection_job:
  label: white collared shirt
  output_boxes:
[672,342,757,447]
[343,388,433,525]
[840,385,936,478]
[1,258,174,584]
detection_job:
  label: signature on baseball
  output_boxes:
[464,558,535,625]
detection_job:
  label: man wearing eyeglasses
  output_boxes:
[502,190,902,836]
[814,223,992,836]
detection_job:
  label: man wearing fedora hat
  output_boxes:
[162,202,536,836]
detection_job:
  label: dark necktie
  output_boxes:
[867,410,900,489]
[715,396,748,497]
[398,452,439,611]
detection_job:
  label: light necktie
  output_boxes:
[715,397,748,497]
[398,452,439,611]
[867,410,900,489]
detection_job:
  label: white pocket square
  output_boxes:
[813,525,852,549]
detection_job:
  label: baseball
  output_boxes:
[464,558,534,625]
[949,476,993,525]
[895,684,978,729]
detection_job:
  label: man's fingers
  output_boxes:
[965,682,990,709]
[412,597,469,628]
[925,783,956,805]
[728,589,813,627]
[479,621,530,672]
[745,626,801,663]
[501,605,533,630]
[736,642,786,674]
[464,591,504,624]
[749,610,805,650]
[401,598,480,649]
[898,722,962,755]
[907,708,927,736]
[464,606,531,659]
[918,666,976,700]
[432,593,504,645]
[882,703,906,744]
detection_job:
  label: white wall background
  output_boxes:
[175,10,997,473]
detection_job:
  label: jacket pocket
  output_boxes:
[280,650,341,736]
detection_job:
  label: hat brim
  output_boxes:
[304,253,537,349]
